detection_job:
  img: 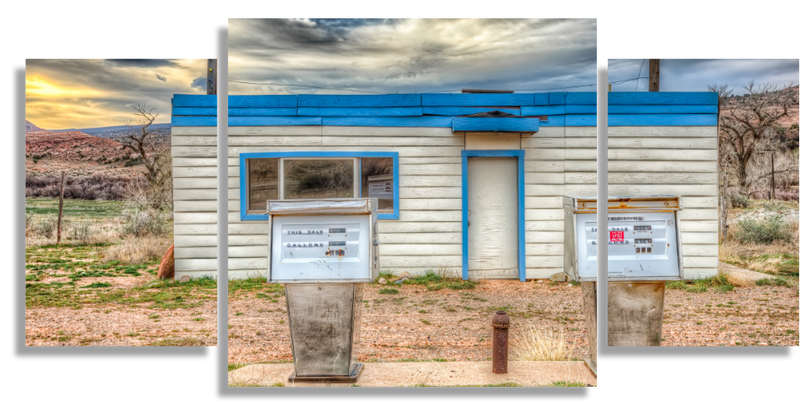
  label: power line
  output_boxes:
[634,59,646,92]
[228,79,600,94]
[228,80,381,94]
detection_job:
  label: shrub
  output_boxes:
[25,214,34,236]
[68,221,93,243]
[124,157,143,167]
[30,215,58,239]
[733,215,793,244]
[511,326,574,361]
[121,208,169,237]
[26,173,148,201]
[730,192,749,208]
[103,237,171,265]
[755,277,790,287]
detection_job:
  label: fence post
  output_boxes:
[56,171,65,244]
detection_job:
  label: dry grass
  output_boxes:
[102,237,172,265]
[719,268,757,287]
[510,325,574,362]
[720,239,798,274]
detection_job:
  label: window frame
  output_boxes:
[239,151,400,221]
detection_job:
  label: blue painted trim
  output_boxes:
[172,94,216,107]
[298,94,421,107]
[391,154,400,220]
[608,105,718,114]
[452,118,539,132]
[609,114,718,126]
[521,105,566,116]
[565,105,598,114]
[421,93,535,106]
[609,92,718,105]
[534,93,550,106]
[565,92,597,105]
[229,108,297,116]
[538,116,566,126]
[548,92,566,105]
[239,157,249,221]
[239,151,400,221]
[297,107,423,117]
[565,115,598,126]
[460,150,526,282]
[229,116,321,126]
[321,116,453,127]
[461,153,468,281]
[171,116,217,127]
[229,95,297,108]
[422,107,521,116]
[172,107,217,116]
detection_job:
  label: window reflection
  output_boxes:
[284,159,355,199]
[361,157,394,213]
[248,158,279,212]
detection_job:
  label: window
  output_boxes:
[240,152,399,220]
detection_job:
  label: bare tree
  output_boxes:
[710,81,798,192]
[120,104,172,210]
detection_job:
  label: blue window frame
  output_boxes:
[239,151,400,220]
[461,150,526,282]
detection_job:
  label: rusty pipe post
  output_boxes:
[492,311,510,374]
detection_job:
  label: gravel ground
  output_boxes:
[25,280,218,347]
[26,301,218,346]
[228,280,589,365]
[662,284,799,346]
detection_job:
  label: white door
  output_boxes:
[467,157,519,279]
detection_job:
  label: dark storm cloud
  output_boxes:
[609,59,799,94]
[191,77,206,89]
[229,18,597,95]
[155,74,167,82]
[105,59,182,68]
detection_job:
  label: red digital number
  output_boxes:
[609,231,624,242]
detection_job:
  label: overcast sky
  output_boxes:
[26,59,207,130]
[609,59,799,94]
[229,18,597,95]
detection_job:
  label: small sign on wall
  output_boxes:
[367,174,393,198]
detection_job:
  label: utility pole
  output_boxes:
[56,171,65,244]
[649,59,660,92]
[771,151,775,200]
[207,59,217,95]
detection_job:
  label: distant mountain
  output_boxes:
[25,120,45,132]
[52,123,171,139]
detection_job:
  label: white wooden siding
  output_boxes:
[609,126,718,279]
[172,127,217,279]
[227,125,598,280]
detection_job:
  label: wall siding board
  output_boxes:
[298,107,423,116]
[229,108,297,116]
[299,94,421,107]
[608,126,717,138]
[229,95,297,108]
[423,107,521,116]
[608,92,718,105]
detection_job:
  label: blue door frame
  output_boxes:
[461,150,526,281]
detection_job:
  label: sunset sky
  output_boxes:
[229,19,597,95]
[26,59,208,130]
[610,59,799,94]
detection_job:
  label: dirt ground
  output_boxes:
[228,280,589,365]
[26,300,217,347]
[662,284,799,346]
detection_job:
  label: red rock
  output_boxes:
[157,244,175,280]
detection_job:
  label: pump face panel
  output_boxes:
[576,212,681,280]
[270,214,371,282]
